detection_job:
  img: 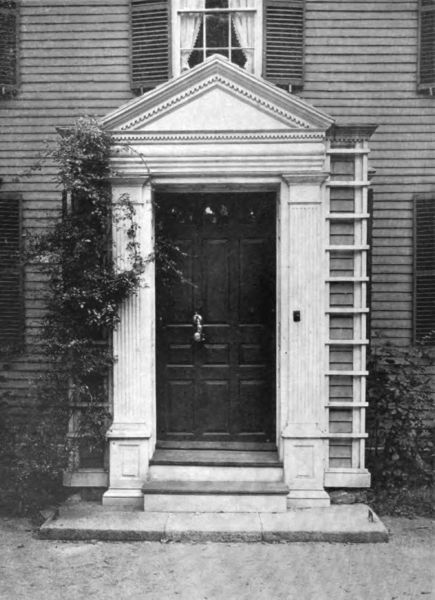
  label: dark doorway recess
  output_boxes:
[156,192,276,442]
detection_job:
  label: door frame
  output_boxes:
[103,172,330,508]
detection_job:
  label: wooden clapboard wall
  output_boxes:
[0,0,434,422]
[301,0,435,347]
[0,0,132,413]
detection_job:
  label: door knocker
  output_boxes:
[193,311,205,343]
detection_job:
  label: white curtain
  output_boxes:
[180,0,204,71]
[229,0,255,72]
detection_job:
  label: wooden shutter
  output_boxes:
[0,0,18,95]
[131,0,170,91]
[0,193,23,350]
[414,195,435,342]
[263,0,304,88]
[418,0,435,91]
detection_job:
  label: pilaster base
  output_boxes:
[287,489,330,508]
[102,488,143,511]
[281,429,329,508]
[104,426,151,510]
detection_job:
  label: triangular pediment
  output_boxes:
[101,55,334,135]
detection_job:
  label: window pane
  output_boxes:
[231,48,246,69]
[205,12,229,48]
[230,12,255,72]
[188,49,204,68]
[206,0,228,8]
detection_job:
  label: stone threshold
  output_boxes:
[40,503,388,543]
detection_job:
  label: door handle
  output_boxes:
[193,311,205,343]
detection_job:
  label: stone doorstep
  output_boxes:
[142,480,289,513]
[39,503,389,543]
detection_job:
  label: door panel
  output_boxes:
[156,192,276,441]
[203,239,230,321]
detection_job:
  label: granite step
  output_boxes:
[150,448,282,467]
[156,441,277,451]
[142,480,289,513]
[149,448,284,483]
[40,503,389,543]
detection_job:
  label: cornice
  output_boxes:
[111,130,325,145]
[327,124,378,143]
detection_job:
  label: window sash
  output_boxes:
[172,0,262,77]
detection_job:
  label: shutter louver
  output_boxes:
[414,195,435,342]
[0,193,23,351]
[418,0,435,91]
[264,0,304,88]
[0,0,18,95]
[131,0,170,91]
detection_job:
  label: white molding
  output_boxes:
[111,131,325,144]
[282,171,329,185]
[152,176,281,189]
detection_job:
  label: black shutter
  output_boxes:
[131,0,170,91]
[414,195,435,342]
[0,0,18,95]
[263,0,304,88]
[0,193,23,351]
[418,0,435,91]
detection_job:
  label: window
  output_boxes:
[0,193,23,351]
[174,0,259,75]
[131,0,304,91]
[414,195,435,343]
[0,0,18,96]
[418,0,435,93]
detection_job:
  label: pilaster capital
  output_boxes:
[281,171,329,186]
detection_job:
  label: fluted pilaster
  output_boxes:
[103,178,155,508]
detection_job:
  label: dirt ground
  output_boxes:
[0,515,433,600]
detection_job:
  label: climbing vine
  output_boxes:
[33,116,146,448]
[0,117,147,513]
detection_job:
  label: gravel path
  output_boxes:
[0,516,433,600]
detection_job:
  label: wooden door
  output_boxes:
[156,193,276,441]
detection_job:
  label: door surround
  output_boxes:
[99,52,337,510]
[103,171,331,509]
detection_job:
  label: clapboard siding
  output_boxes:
[0,0,132,410]
[302,0,435,346]
[1,0,434,411]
